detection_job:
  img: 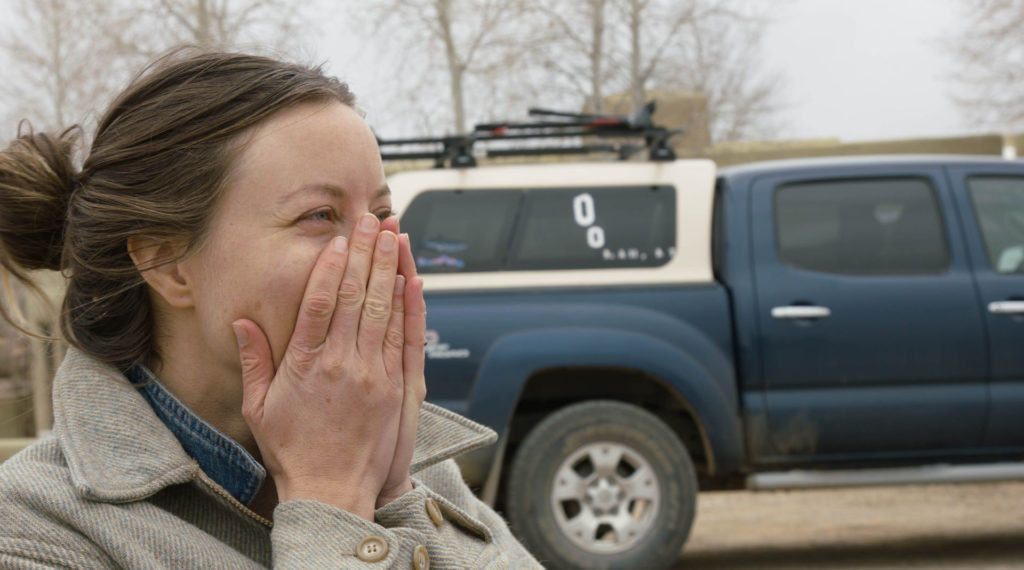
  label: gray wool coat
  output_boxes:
[0,349,543,569]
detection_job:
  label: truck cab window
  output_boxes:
[774,178,949,275]
[968,176,1024,274]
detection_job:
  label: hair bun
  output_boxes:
[0,124,80,272]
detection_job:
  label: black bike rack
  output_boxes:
[377,101,681,168]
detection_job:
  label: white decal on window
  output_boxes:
[573,192,605,250]
[573,193,596,227]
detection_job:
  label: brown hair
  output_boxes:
[0,49,355,371]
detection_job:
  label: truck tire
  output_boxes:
[506,400,697,570]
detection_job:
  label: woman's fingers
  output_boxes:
[380,215,399,236]
[287,235,349,355]
[355,230,399,358]
[379,215,416,282]
[401,276,427,457]
[382,275,406,378]
[403,276,427,398]
[330,213,382,348]
[233,318,274,424]
[398,232,418,280]
[376,275,427,507]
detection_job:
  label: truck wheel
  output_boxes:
[506,400,697,570]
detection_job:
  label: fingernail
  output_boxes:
[231,322,249,346]
[332,235,347,253]
[379,231,396,251]
[394,274,406,295]
[359,213,377,231]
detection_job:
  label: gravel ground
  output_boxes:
[673,481,1024,569]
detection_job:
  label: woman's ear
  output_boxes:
[126,236,194,309]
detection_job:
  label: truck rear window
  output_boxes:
[401,186,676,273]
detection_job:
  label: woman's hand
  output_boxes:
[231,212,422,520]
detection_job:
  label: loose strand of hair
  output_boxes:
[0,264,61,342]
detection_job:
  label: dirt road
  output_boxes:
[673,481,1024,569]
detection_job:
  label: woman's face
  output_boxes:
[179,100,391,381]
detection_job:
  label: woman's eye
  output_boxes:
[376,209,395,222]
[301,208,336,224]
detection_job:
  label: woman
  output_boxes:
[0,50,542,569]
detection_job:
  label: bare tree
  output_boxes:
[525,0,613,113]
[618,0,703,112]
[523,0,781,143]
[1,0,316,135]
[947,0,1024,131]
[0,0,138,132]
[137,0,312,56]
[353,0,530,135]
[523,0,701,112]
[657,4,781,142]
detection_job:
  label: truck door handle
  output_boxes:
[988,301,1024,315]
[771,306,831,320]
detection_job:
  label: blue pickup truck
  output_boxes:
[386,154,1024,569]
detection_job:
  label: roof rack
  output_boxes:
[377,101,681,168]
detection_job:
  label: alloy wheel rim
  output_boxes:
[549,441,661,554]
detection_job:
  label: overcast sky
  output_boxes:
[757,0,967,142]
[0,0,978,144]
[317,0,971,144]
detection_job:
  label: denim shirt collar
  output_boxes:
[127,365,266,506]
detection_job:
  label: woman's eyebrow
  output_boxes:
[277,183,389,207]
[278,183,345,205]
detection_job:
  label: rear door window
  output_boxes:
[775,178,949,275]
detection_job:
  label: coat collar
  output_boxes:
[52,348,496,503]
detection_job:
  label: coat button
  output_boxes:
[425,498,444,528]
[413,545,430,570]
[356,536,389,562]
